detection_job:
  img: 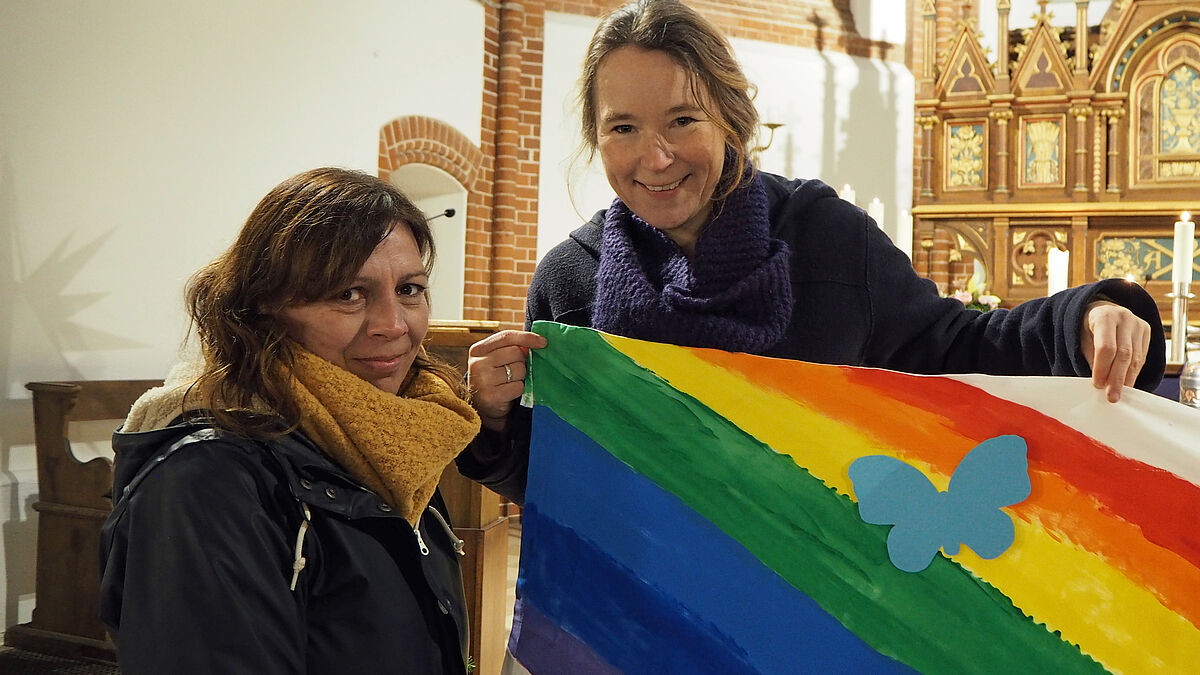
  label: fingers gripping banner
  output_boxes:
[508,322,1200,674]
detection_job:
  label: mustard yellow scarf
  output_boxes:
[287,347,480,525]
[124,347,480,526]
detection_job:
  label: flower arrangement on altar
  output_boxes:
[946,277,1001,312]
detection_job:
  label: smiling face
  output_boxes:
[594,46,729,254]
[277,224,430,394]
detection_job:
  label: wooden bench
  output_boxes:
[5,380,161,662]
[6,322,512,673]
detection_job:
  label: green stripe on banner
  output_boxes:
[530,322,1105,675]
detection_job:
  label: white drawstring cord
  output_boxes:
[426,505,466,556]
[289,502,312,591]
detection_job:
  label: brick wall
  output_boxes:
[488,2,547,328]
[545,0,902,60]
[910,0,926,203]
[910,0,974,202]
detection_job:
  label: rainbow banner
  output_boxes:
[508,322,1200,674]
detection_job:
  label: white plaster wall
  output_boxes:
[538,12,616,261]
[849,0,911,45]
[0,0,484,636]
[735,39,915,245]
[538,11,915,261]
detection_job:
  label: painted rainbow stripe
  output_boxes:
[510,322,1200,674]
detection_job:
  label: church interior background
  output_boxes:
[2,2,1198,674]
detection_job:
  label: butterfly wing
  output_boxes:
[849,455,946,573]
[944,435,1031,559]
[885,517,947,573]
[849,455,940,525]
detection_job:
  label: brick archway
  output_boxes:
[378,115,493,321]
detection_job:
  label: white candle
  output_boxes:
[1173,211,1195,285]
[867,198,885,229]
[841,184,856,206]
[898,210,914,260]
[1047,246,1069,295]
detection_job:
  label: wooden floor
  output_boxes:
[505,519,521,637]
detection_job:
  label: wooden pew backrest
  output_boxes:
[6,380,160,662]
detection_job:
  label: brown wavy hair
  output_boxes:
[578,0,759,200]
[184,167,465,437]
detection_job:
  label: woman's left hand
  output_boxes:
[1080,300,1151,403]
[467,330,547,432]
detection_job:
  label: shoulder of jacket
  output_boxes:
[117,428,296,503]
[533,217,603,286]
[763,181,864,243]
[758,171,838,206]
[544,213,602,261]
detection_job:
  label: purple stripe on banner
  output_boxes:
[508,600,621,675]
[511,405,914,674]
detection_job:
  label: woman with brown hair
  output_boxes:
[460,0,1164,505]
[99,167,480,674]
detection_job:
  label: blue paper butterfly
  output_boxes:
[847,435,1031,573]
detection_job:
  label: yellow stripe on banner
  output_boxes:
[603,335,960,495]
[605,335,1200,674]
[957,525,1198,675]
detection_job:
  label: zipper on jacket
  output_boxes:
[413,524,430,556]
[413,505,466,557]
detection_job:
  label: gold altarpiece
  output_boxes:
[913,0,1200,324]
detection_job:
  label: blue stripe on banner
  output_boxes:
[516,405,914,674]
[517,506,757,674]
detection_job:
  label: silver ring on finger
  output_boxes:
[504,363,513,383]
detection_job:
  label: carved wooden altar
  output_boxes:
[913,0,1200,326]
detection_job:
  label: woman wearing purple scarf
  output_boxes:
[455,0,1164,505]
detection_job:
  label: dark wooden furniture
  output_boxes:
[425,321,510,675]
[5,380,161,662]
[8,321,511,673]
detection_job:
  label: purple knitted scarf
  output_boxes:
[591,172,793,353]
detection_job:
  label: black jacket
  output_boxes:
[457,172,1166,504]
[100,422,469,675]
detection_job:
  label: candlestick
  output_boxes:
[1173,211,1195,285]
[841,184,856,206]
[1169,283,1193,365]
[867,198,885,229]
[1046,246,1069,296]
[1172,212,1196,364]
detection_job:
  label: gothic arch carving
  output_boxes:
[1103,10,1200,94]
[935,26,995,100]
[1010,20,1073,96]
[378,116,491,320]
[1125,33,1200,186]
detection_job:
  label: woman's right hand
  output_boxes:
[467,330,548,432]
